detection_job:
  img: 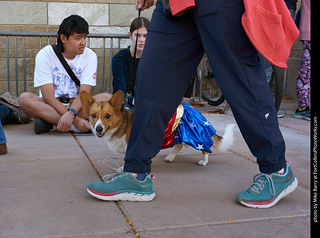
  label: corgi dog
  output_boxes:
[80,90,235,166]
[80,90,133,154]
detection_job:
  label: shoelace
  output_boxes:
[250,173,275,196]
[102,158,124,182]
[101,158,155,182]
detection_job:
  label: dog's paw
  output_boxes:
[198,160,207,166]
[164,155,174,163]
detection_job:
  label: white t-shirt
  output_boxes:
[34,45,97,98]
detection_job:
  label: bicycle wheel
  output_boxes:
[269,65,283,112]
[195,73,225,106]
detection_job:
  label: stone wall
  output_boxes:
[0,0,155,96]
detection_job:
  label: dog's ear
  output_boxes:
[80,91,95,115]
[109,90,124,111]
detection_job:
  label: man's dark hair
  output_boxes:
[57,15,89,52]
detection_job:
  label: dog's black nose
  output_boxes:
[96,125,103,133]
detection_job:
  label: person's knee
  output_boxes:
[18,92,36,110]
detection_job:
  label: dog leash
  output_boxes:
[124,9,141,105]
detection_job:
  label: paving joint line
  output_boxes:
[135,213,310,233]
[71,133,140,238]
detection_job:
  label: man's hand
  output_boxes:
[136,0,154,11]
[57,111,74,132]
[73,117,91,132]
[57,112,91,132]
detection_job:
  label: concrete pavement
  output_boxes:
[0,100,310,238]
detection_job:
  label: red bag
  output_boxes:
[241,0,299,68]
[168,0,195,16]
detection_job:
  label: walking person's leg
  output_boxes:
[86,1,204,201]
[193,0,297,208]
[295,40,311,120]
[123,14,204,174]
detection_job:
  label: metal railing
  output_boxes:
[0,31,129,96]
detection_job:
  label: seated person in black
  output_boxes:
[112,17,194,108]
[112,17,150,108]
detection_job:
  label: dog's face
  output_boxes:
[80,91,124,138]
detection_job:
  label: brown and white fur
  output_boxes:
[80,90,235,165]
[80,90,133,154]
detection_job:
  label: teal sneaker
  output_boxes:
[303,109,311,121]
[87,172,155,201]
[294,107,310,120]
[236,162,298,208]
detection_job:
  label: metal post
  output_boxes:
[14,36,18,96]
[109,38,113,93]
[101,37,106,93]
[6,36,10,92]
[23,37,26,92]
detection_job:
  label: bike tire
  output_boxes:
[195,73,225,106]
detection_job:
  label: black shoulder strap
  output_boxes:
[51,44,81,87]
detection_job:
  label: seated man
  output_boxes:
[19,15,111,134]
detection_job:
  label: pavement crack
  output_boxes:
[116,202,140,238]
[71,133,103,180]
[71,133,140,238]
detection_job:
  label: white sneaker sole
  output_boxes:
[294,115,310,121]
[239,178,298,209]
[87,188,155,202]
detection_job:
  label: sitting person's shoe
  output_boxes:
[34,118,53,134]
[236,162,298,208]
[302,108,311,121]
[87,172,155,202]
[294,107,310,120]
[3,112,21,124]
[0,143,8,155]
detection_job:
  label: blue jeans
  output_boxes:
[0,105,10,144]
[0,123,6,144]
